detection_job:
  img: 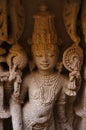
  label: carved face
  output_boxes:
[33,49,58,73]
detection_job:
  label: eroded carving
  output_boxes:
[63,0,81,44]
[63,1,86,129]
[0,0,25,44]
[18,4,82,130]
[74,65,86,130]
[7,43,28,98]
[0,0,85,130]
[8,0,25,43]
[0,0,26,130]
[0,47,10,130]
[63,44,83,96]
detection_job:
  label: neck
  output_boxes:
[38,69,55,76]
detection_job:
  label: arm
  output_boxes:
[65,70,82,96]
[56,77,73,130]
[12,75,29,104]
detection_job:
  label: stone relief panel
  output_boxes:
[0,0,27,130]
[0,0,86,130]
[62,0,86,130]
[17,4,82,130]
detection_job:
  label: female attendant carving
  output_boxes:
[0,0,26,130]
[6,43,28,130]
[62,1,86,129]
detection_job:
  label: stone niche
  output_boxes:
[0,0,86,130]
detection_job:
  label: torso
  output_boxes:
[23,71,67,130]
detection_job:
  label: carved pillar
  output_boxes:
[0,50,10,130]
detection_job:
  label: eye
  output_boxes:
[35,54,43,57]
[47,54,55,57]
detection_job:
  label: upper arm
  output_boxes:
[20,75,30,100]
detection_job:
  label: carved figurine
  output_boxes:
[0,47,10,130]
[7,43,28,98]
[62,43,83,128]
[0,43,28,130]
[63,44,83,96]
[62,1,86,130]
[6,43,28,130]
[18,5,82,130]
[0,0,26,130]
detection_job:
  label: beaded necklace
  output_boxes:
[34,72,60,106]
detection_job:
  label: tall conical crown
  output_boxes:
[32,4,58,54]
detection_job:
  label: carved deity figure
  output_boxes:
[18,5,82,130]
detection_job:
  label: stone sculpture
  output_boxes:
[0,44,28,130]
[74,0,86,129]
[0,47,10,130]
[7,43,28,130]
[63,1,86,129]
[7,44,28,99]
[18,4,82,130]
[62,43,83,129]
[74,65,86,130]
[63,0,81,44]
[0,0,27,130]
[63,44,83,96]
[0,0,85,129]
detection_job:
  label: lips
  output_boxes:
[40,63,49,67]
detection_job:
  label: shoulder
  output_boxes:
[22,71,37,86]
[57,73,69,89]
[57,73,68,82]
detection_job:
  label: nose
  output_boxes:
[42,54,48,63]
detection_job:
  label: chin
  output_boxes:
[41,68,50,71]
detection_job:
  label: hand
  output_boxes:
[60,122,73,130]
[66,70,81,96]
[12,94,23,104]
[9,70,16,81]
[69,70,81,82]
